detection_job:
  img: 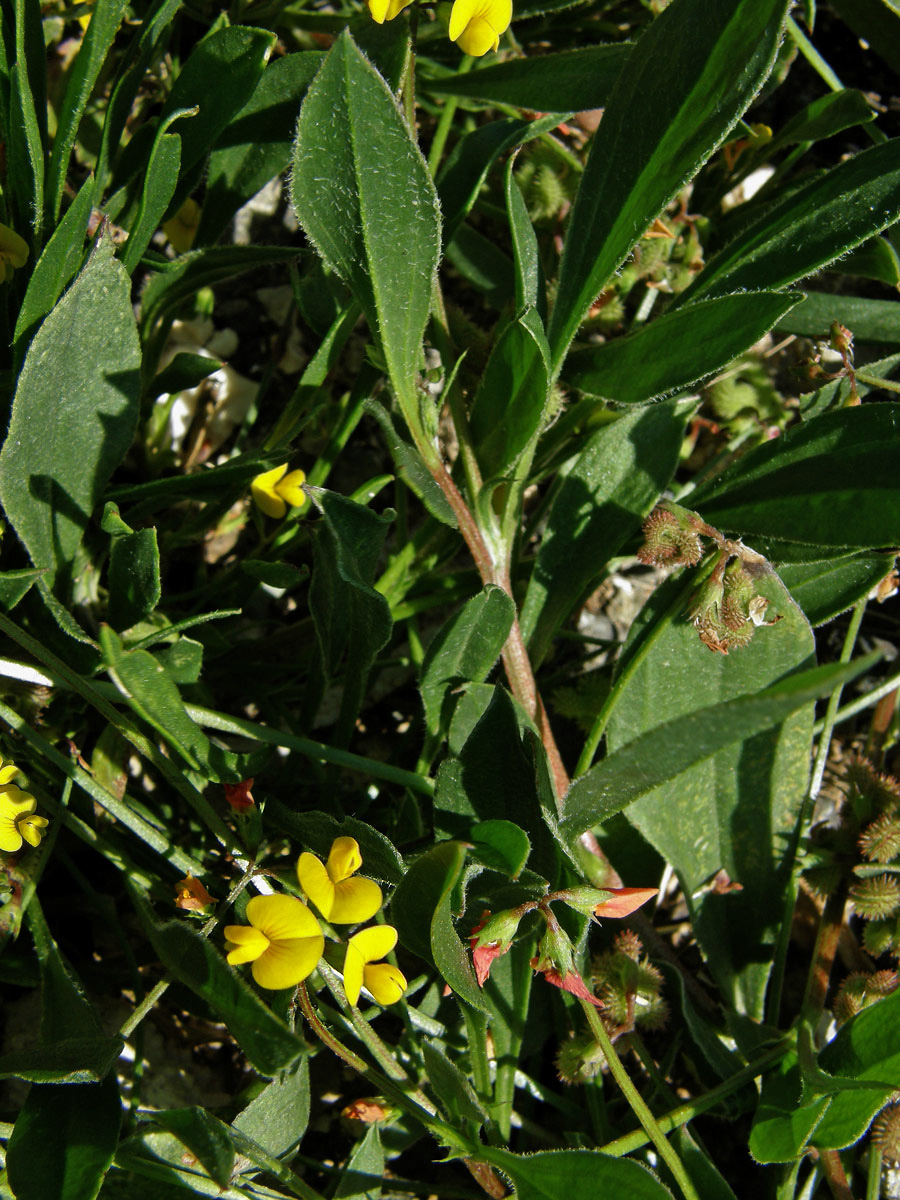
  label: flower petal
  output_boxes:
[363,962,407,1005]
[0,817,23,853]
[297,852,336,918]
[18,814,48,848]
[348,924,398,963]
[225,925,270,965]
[0,785,36,820]
[330,876,383,924]
[246,893,321,941]
[275,469,307,509]
[326,836,364,883]
[455,16,500,55]
[593,887,658,919]
[0,765,21,786]
[252,933,324,990]
[251,465,288,519]
[0,224,29,269]
[448,0,480,40]
[343,942,366,1006]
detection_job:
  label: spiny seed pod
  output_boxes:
[850,874,900,921]
[527,162,569,221]
[846,758,900,818]
[721,560,756,630]
[555,1033,606,1085]
[863,917,900,959]
[637,508,702,567]
[613,929,644,960]
[633,236,671,278]
[872,1102,900,1163]
[833,974,868,1025]
[869,969,899,995]
[721,617,756,650]
[859,812,900,864]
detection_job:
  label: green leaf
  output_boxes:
[749,1055,830,1163]
[0,1038,123,1085]
[46,0,127,223]
[151,1109,235,1188]
[151,352,223,396]
[129,884,303,1076]
[690,405,900,549]
[592,583,870,1016]
[157,25,275,215]
[520,402,688,667]
[565,292,800,404]
[812,987,900,1150]
[391,840,491,1012]
[438,114,560,245]
[419,586,515,737]
[445,223,514,304]
[777,551,898,626]
[0,568,44,611]
[6,1075,122,1200]
[0,234,141,588]
[267,805,405,885]
[505,159,545,320]
[829,0,900,76]
[768,88,875,153]
[364,400,457,527]
[232,1058,310,1160]
[470,309,550,479]
[480,1147,675,1199]
[196,52,322,245]
[775,290,900,343]
[291,30,440,421]
[120,128,183,275]
[6,0,46,240]
[471,820,531,878]
[100,625,244,781]
[13,175,93,366]
[428,44,630,112]
[561,651,876,839]
[240,559,306,588]
[548,0,788,366]
[833,235,900,288]
[422,1040,487,1124]
[335,1124,384,1200]
[681,138,900,304]
[308,489,393,738]
[108,528,161,631]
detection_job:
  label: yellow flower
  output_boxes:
[297,837,382,924]
[250,464,307,519]
[0,224,29,284]
[343,925,407,1006]
[224,893,324,990]
[448,0,511,55]
[367,0,413,21]
[162,198,201,255]
[0,782,48,854]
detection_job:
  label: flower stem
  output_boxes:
[579,999,700,1200]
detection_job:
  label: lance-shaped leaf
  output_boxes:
[681,137,900,305]
[565,292,800,404]
[548,0,788,367]
[291,31,440,420]
[479,1148,676,1199]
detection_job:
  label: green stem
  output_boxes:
[855,370,900,395]
[766,599,866,1026]
[599,1040,790,1157]
[580,1000,699,1200]
[866,1143,883,1200]
[185,702,434,796]
[813,664,900,735]
[428,58,474,175]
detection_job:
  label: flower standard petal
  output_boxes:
[449,0,510,55]
[297,852,336,918]
[251,934,324,990]
[330,877,383,924]
[246,893,321,941]
[275,469,307,510]
[367,0,412,20]
[251,464,289,518]
[349,924,398,962]
[363,963,407,1006]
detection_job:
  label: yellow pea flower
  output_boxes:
[224,893,324,990]
[448,0,511,56]
[0,782,48,854]
[367,0,413,20]
[162,198,201,255]
[250,464,307,519]
[343,924,407,1006]
[297,837,382,924]
[0,224,29,284]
